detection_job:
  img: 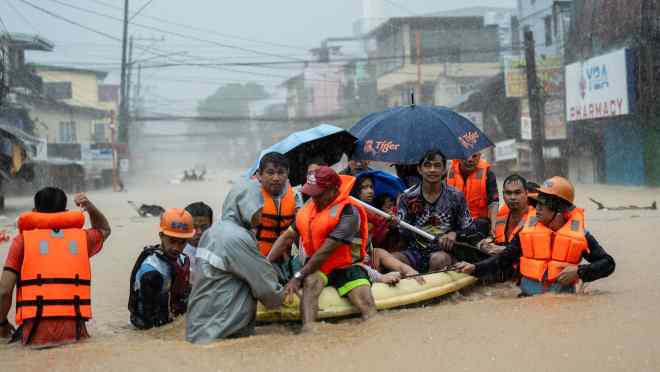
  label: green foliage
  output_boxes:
[197,82,269,117]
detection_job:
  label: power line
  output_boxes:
[38,0,308,62]
[0,13,10,35]
[7,0,39,34]
[86,0,310,51]
[18,0,123,42]
[129,0,154,22]
[15,0,522,84]
[15,0,290,82]
[133,112,366,123]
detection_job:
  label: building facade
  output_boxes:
[564,0,660,186]
[368,17,501,107]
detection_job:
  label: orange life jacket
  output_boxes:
[256,186,297,256]
[518,208,589,283]
[296,175,369,275]
[15,211,91,329]
[494,205,535,244]
[447,159,490,219]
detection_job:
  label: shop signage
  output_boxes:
[520,116,532,140]
[565,49,634,121]
[495,139,517,162]
[504,56,563,98]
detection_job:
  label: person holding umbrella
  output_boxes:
[447,152,499,238]
[394,150,478,273]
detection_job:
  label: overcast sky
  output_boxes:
[2,0,516,114]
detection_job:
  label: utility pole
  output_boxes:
[136,63,142,115]
[524,30,545,182]
[114,0,129,191]
[126,35,134,117]
[415,31,422,103]
[118,0,130,144]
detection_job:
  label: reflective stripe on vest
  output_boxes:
[494,205,535,244]
[518,208,588,283]
[295,175,368,275]
[256,186,297,256]
[17,227,91,326]
[447,159,490,219]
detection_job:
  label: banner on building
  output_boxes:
[520,116,532,140]
[458,112,483,130]
[520,99,566,140]
[544,99,567,140]
[495,139,517,162]
[565,48,634,122]
[504,56,563,98]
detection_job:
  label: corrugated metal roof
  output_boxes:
[32,64,108,80]
[2,33,54,52]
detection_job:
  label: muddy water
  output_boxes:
[1,173,659,372]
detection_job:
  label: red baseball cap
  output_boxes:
[301,166,341,196]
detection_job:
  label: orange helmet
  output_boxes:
[160,208,195,238]
[535,176,575,204]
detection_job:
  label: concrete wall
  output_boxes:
[32,68,111,143]
[377,62,501,105]
[305,64,345,117]
[36,68,105,109]
[30,105,107,144]
[517,0,571,57]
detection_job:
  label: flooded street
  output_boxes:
[1,0,659,370]
[1,173,658,372]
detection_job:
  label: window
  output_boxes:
[98,85,119,102]
[44,82,72,100]
[544,16,553,46]
[59,121,77,143]
[93,123,106,143]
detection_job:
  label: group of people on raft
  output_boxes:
[0,149,616,347]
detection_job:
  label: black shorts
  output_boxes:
[320,265,371,297]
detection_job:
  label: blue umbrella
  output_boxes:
[246,124,356,186]
[355,170,406,201]
[350,105,493,163]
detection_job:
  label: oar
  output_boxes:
[351,197,484,254]
[403,265,458,279]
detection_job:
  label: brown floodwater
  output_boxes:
[1,170,659,372]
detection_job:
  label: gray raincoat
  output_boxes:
[185,180,285,344]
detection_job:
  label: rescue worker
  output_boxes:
[128,208,194,330]
[0,188,111,347]
[186,180,284,343]
[455,176,616,296]
[183,201,214,284]
[268,166,377,332]
[255,152,302,258]
[447,152,499,238]
[479,174,536,256]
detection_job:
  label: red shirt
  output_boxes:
[3,229,104,347]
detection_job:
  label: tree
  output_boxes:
[197,82,269,117]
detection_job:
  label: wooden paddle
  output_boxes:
[351,197,485,255]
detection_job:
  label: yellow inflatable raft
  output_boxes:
[257,271,477,322]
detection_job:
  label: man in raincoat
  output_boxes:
[185,180,285,344]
